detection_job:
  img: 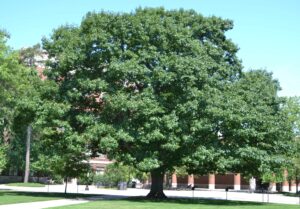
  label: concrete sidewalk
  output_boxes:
[0,199,88,209]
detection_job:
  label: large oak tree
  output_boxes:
[43,8,293,197]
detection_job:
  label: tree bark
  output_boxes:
[146,170,167,199]
[296,179,299,194]
[296,174,299,194]
[24,125,32,183]
[3,127,10,144]
[64,177,68,194]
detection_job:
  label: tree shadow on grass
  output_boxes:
[0,191,104,199]
[281,192,300,197]
[125,197,268,206]
[0,191,291,207]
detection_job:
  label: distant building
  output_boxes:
[88,155,113,175]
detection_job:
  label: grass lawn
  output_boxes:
[49,198,300,209]
[5,182,46,187]
[0,191,59,205]
[0,191,102,205]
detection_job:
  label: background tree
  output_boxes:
[0,30,10,172]
[43,8,293,198]
[92,162,147,188]
[293,137,300,193]
[31,153,53,181]
[35,88,90,193]
[284,97,300,135]
[0,30,45,181]
[18,44,43,67]
[0,30,17,147]
[187,70,294,180]
[92,163,130,187]
[0,145,6,172]
[282,96,300,193]
[17,44,46,183]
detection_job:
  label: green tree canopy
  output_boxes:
[34,85,90,190]
[0,30,40,173]
[284,97,300,135]
[282,96,300,192]
[43,8,293,198]
[0,30,46,177]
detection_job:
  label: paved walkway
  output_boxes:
[0,184,299,208]
[0,199,88,209]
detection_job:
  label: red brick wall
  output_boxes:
[194,175,208,184]
[175,174,249,189]
[177,176,187,184]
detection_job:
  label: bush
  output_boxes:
[93,163,130,187]
[78,172,94,185]
[93,174,111,187]
[50,175,64,184]
[92,163,148,188]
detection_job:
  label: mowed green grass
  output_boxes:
[5,182,45,187]
[0,191,59,205]
[49,198,299,209]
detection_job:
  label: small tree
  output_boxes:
[31,154,54,180]
[35,98,90,193]
[93,163,144,187]
[102,163,130,187]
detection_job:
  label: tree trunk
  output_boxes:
[24,125,32,183]
[3,127,10,144]
[296,169,299,194]
[146,170,167,199]
[64,177,68,194]
[296,174,299,194]
[296,179,299,194]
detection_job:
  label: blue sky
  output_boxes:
[0,0,299,97]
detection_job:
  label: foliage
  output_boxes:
[186,70,294,179]
[0,145,7,172]
[0,30,19,139]
[261,172,284,184]
[135,170,149,183]
[0,30,44,176]
[281,97,300,188]
[93,163,132,187]
[283,97,300,135]
[31,154,54,177]
[78,171,94,185]
[292,136,300,177]
[42,8,293,196]
[43,7,240,178]
[34,93,90,181]
[93,174,111,187]
[18,44,43,67]
[174,166,188,177]
[49,174,64,184]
